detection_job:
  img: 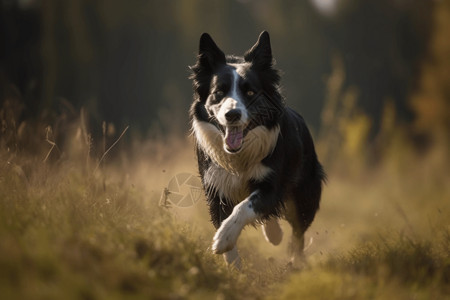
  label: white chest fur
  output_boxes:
[203,162,272,205]
[192,119,280,175]
[193,119,278,204]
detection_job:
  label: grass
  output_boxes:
[0,113,449,299]
[0,151,264,299]
[274,232,449,300]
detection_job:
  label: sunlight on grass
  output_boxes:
[273,232,449,300]
[0,147,261,299]
[1,121,448,299]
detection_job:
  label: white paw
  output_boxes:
[211,198,257,254]
[212,217,241,254]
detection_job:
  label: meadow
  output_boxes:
[2,1,450,298]
[0,103,448,300]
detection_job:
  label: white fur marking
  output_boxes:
[216,69,248,126]
[203,162,272,205]
[212,196,258,254]
[262,218,283,246]
[216,98,238,125]
[230,70,240,102]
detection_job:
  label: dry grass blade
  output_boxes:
[94,125,129,172]
[43,126,60,162]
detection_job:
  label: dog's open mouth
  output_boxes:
[224,126,244,153]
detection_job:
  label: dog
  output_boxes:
[189,31,325,268]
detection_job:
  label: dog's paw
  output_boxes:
[212,218,240,254]
[223,247,242,269]
[211,198,257,254]
[262,218,283,245]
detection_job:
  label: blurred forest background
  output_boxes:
[1,0,448,152]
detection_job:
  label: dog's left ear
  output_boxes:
[244,31,273,69]
[198,33,226,70]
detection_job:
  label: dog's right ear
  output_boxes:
[198,33,226,70]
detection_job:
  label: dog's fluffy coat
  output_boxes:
[189,31,325,267]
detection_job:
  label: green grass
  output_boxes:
[0,134,449,299]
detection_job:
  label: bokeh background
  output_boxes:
[2,0,448,142]
[0,1,449,299]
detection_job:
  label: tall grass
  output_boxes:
[0,141,268,299]
[1,104,448,299]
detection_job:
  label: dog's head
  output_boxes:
[190,31,283,154]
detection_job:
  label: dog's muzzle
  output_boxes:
[223,109,245,153]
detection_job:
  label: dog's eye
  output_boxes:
[246,90,255,97]
[215,90,224,97]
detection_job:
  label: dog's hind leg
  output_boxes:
[286,176,322,267]
[284,199,308,267]
[289,226,306,265]
[262,218,283,245]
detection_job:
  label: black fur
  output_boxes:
[189,31,325,256]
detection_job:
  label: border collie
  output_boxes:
[189,31,325,268]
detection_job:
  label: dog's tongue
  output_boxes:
[225,126,243,151]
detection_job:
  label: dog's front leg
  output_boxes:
[212,191,259,255]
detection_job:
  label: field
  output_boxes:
[2,1,450,299]
[0,115,448,300]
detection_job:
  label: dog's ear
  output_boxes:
[244,31,273,69]
[198,33,226,70]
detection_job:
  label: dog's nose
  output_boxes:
[225,109,242,123]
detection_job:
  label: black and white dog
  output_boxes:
[189,31,325,267]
